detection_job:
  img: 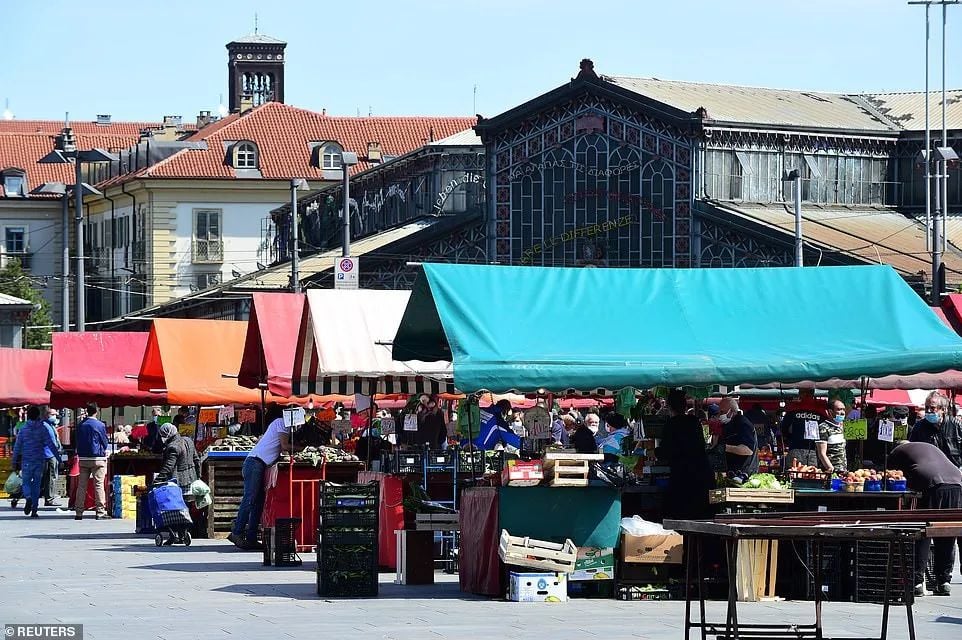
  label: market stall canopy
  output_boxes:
[139,319,265,406]
[0,348,51,407]
[238,292,306,397]
[48,332,162,408]
[392,264,962,393]
[292,289,454,396]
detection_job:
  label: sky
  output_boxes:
[2,0,961,123]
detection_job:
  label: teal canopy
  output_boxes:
[392,263,962,393]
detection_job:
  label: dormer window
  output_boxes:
[321,142,343,170]
[232,141,258,169]
[2,168,27,197]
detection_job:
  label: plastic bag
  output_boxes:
[620,515,673,535]
[4,471,22,494]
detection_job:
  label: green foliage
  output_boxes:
[0,259,52,349]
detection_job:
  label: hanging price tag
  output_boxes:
[878,419,895,443]
[524,406,551,440]
[804,420,819,441]
[380,417,395,434]
[403,414,419,432]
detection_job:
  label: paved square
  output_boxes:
[1,506,960,639]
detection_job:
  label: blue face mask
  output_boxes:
[925,412,940,424]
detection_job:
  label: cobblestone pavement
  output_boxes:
[1,506,960,639]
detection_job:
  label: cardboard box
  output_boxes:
[622,533,684,564]
[508,572,568,602]
[569,546,615,581]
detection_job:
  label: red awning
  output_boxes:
[238,292,306,397]
[0,348,51,407]
[49,332,164,409]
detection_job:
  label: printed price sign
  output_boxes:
[843,419,868,441]
[403,414,419,432]
[523,406,551,440]
[804,420,819,441]
[878,419,895,443]
[380,417,395,434]
[332,419,353,438]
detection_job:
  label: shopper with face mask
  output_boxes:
[815,400,848,474]
[910,391,962,468]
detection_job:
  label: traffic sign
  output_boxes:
[334,256,359,289]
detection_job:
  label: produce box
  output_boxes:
[501,460,543,487]
[569,546,614,581]
[622,533,684,564]
[508,572,567,602]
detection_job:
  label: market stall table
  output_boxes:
[665,518,924,640]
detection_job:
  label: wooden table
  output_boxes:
[665,518,924,640]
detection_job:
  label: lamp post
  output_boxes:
[39,147,117,331]
[289,178,310,293]
[340,152,359,257]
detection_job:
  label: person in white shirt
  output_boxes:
[229,406,291,550]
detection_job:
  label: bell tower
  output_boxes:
[226,33,287,112]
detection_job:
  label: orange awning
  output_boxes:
[138,319,266,406]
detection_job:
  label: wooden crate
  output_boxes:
[414,512,459,531]
[498,529,578,573]
[708,488,795,504]
[542,458,590,487]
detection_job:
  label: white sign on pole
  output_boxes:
[878,419,895,443]
[283,407,306,428]
[335,256,359,290]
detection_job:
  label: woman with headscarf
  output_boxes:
[656,389,715,520]
[156,423,201,493]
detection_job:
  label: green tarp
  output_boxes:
[393,264,962,393]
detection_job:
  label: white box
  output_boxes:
[508,572,568,602]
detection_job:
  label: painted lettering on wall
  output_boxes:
[507,159,641,181]
[433,173,484,214]
[520,214,636,265]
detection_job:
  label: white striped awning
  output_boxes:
[292,289,455,397]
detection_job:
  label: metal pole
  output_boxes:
[74,159,85,331]
[794,176,803,267]
[342,166,351,258]
[61,191,70,332]
[290,181,301,293]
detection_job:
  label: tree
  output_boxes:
[0,258,52,349]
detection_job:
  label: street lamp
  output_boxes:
[289,178,310,293]
[39,145,117,331]
[340,151,359,258]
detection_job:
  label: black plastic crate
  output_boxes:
[317,568,378,598]
[319,510,378,529]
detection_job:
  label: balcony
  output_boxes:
[192,239,224,264]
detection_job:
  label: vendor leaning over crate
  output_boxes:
[887,441,962,597]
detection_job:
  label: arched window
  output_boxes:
[232,141,258,169]
[322,142,343,170]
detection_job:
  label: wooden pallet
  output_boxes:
[708,488,795,505]
[542,458,590,487]
[498,530,578,572]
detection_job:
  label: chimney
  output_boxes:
[96,114,111,126]
[196,110,214,129]
[239,95,254,114]
[366,141,382,162]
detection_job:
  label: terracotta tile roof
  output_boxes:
[0,131,142,198]
[138,102,475,181]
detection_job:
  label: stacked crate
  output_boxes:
[111,475,146,519]
[204,457,246,539]
[317,482,379,597]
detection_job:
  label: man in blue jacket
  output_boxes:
[12,406,62,517]
[75,402,110,520]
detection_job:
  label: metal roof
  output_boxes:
[862,91,962,132]
[605,77,898,132]
[703,202,962,284]
[0,292,32,306]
